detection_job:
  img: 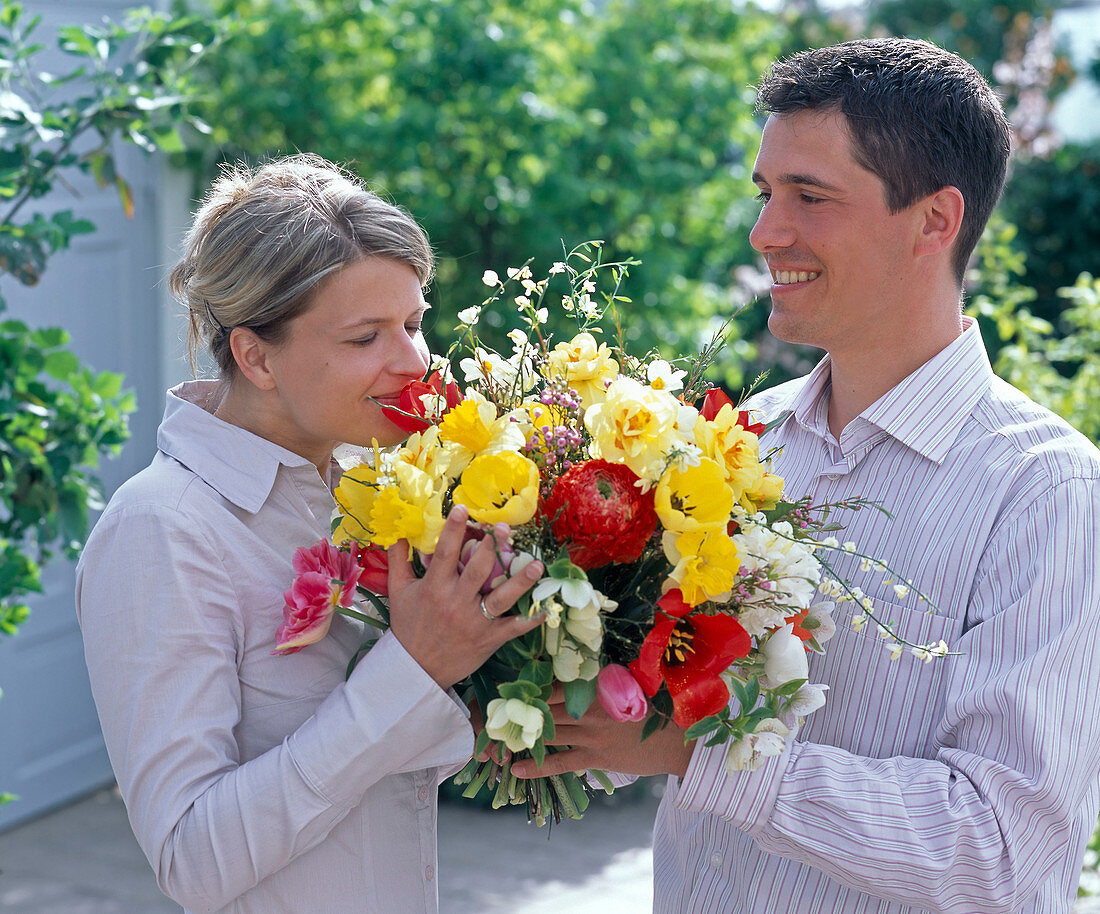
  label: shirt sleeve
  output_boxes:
[673,474,1100,913]
[76,502,473,912]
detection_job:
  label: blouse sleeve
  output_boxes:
[76,501,472,912]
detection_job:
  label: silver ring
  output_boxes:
[479,598,494,621]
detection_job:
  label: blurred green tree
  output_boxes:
[181,0,784,386]
[0,1,219,805]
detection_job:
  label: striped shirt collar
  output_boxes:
[158,380,328,514]
[785,317,994,465]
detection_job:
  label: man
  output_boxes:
[514,38,1100,912]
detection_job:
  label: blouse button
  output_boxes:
[425,865,435,881]
[417,785,430,803]
[709,852,723,868]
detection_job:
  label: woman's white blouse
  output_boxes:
[76,381,473,913]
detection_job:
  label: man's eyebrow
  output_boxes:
[752,171,844,194]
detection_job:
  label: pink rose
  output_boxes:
[597,664,648,722]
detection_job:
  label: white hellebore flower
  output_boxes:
[762,623,809,687]
[781,683,828,728]
[725,719,791,773]
[484,697,545,753]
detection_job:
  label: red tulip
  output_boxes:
[629,589,751,728]
[381,370,462,434]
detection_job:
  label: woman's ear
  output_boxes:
[914,185,965,259]
[228,327,277,391]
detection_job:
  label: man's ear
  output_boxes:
[228,327,277,391]
[914,186,964,259]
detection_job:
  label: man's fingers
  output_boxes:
[511,749,584,779]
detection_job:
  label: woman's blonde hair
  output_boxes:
[170,154,434,376]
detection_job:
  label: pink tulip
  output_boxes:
[422,525,517,595]
[274,539,365,655]
[597,664,648,722]
[292,539,362,605]
[273,572,341,655]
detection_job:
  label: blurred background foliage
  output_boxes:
[175,0,1098,414]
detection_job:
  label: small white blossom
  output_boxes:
[646,359,687,393]
[850,612,868,632]
[886,642,905,661]
[821,536,840,549]
[457,305,482,325]
[842,541,858,553]
[549,261,567,275]
[893,584,910,599]
[910,646,933,663]
[514,295,531,309]
[481,270,500,287]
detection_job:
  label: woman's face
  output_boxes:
[262,256,430,459]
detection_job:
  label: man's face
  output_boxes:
[749,109,920,356]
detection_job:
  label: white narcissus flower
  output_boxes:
[645,359,686,393]
[761,623,809,686]
[725,719,791,773]
[484,697,545,752]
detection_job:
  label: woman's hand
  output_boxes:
[387,505,544,690]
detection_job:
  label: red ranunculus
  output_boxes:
[542,459,658,569]
[381,370,462,434]
[629,589,752,728]
[700,387,766,437]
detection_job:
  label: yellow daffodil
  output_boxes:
[367,463,446,553]
[743,471,784,513]
[584,376,688,479]
[437,392,526,473]
[694,411,767,506]
[452,451,540,526]
[333,461,385,546]
[654,458,733,533]
[392,425,460,482]
[546,332,619,410]
[662,528,740,606]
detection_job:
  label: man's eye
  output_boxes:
[754,191,770,204]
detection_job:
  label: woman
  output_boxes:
[75,155,543,913]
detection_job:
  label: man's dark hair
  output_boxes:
[755,38,1011,284]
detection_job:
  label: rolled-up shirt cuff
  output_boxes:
[672,735,800,832]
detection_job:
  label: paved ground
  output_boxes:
[0,784,659,912]
[2,785,1098,912]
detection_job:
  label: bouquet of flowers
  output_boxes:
[274,242,948,824]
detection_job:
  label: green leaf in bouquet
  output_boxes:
[497,679,541,703]
[530,739,548,768]
[684,715,723,741]
[562,676,597,721]
[473,727,491,760]
[519,659,553,689]
[704,728,731,748]
[640,712,665,743]
[730,675,760,713]
[773,677,808,698]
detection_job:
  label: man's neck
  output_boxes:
[825,312,964,439]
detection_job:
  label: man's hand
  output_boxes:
[510,684,697,779]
